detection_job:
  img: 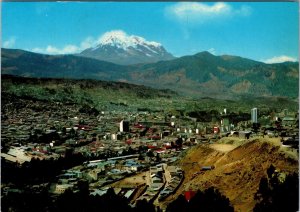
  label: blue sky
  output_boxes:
[2,2,299,63]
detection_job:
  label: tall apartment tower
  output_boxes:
[120,120,124,132]
[251,108,258,123]
[119,120,130,132]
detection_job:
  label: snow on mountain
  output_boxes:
[80,30,175,65]
[96,30,162,50]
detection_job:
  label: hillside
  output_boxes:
[128,51,299,99]
[1,75,298,114]
[1,75,178,112]
[1,48,299,99]
[1,48,129,81]
[161,138,298,211]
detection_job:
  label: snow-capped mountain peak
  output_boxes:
[80,30,174,65]
[97,30,162,50]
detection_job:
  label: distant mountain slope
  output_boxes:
[1,74,177,105]
[1,48,298,99]
[79,30,175,65]
[1,48,129,81]
[128,51,299,98]
[2,75,297,113]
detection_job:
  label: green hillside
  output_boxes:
[1,48,129,80]
[2,75,298,114]
[2,48,299,99]
[129,52,299,99]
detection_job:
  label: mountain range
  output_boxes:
[1,48,129,81]
[1,41,299,100]
[127,51,299,99]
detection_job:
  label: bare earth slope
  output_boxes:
[163,138,298,211]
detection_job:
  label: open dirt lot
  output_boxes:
[111,171,148,188]
[210,144,236,152]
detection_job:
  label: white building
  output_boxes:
[7,147,32,162]
[120,120,124,132]
[55,184,74,194]
[251,108,258,123]
[119,120,129,132]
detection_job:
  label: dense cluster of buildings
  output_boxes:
[1,96,299,200]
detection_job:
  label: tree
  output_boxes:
[138,145,148,153]
[135,199,156,212]
[167,187,233,212]
[254,177,269,201]
[147,150,155,158]
[156,153,161,162]
[56,189,77,212]
[189,187,233,212]
[127,146,136,155]
[175,137,183,147]
[254,165,299,212]
[267,164,275,179]
[166,194,188,212]
[138,154,145,161]
[61,127,67,135]
[101,188,132,212]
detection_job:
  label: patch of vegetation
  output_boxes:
[166,187,234,212]
[254,165,299,212]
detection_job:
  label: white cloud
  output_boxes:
[32,44,79,55]
[48,45,79,54]
[3,37,16,48]
[32,47,44,53]
[31,32,119,55]
[80,36,97,50]
[98,30,128,44]
[263,55,298,64]
[165,2,251,25]
[31,34,99,55]
[45,46,60,54]
[207,48,216,55]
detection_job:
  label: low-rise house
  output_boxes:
[282,117,296,127]
[54,184,74,194]
[1,153,27,164]
[123,159,143,172]
[4,146,32,163]
[85,169,102,181]
[90,188,108,196]
[239,131,251,139]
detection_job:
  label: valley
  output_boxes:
[1,75,299,211]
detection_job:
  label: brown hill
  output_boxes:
[162,138,298,211]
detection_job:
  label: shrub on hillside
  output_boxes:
[166,187,233,212]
